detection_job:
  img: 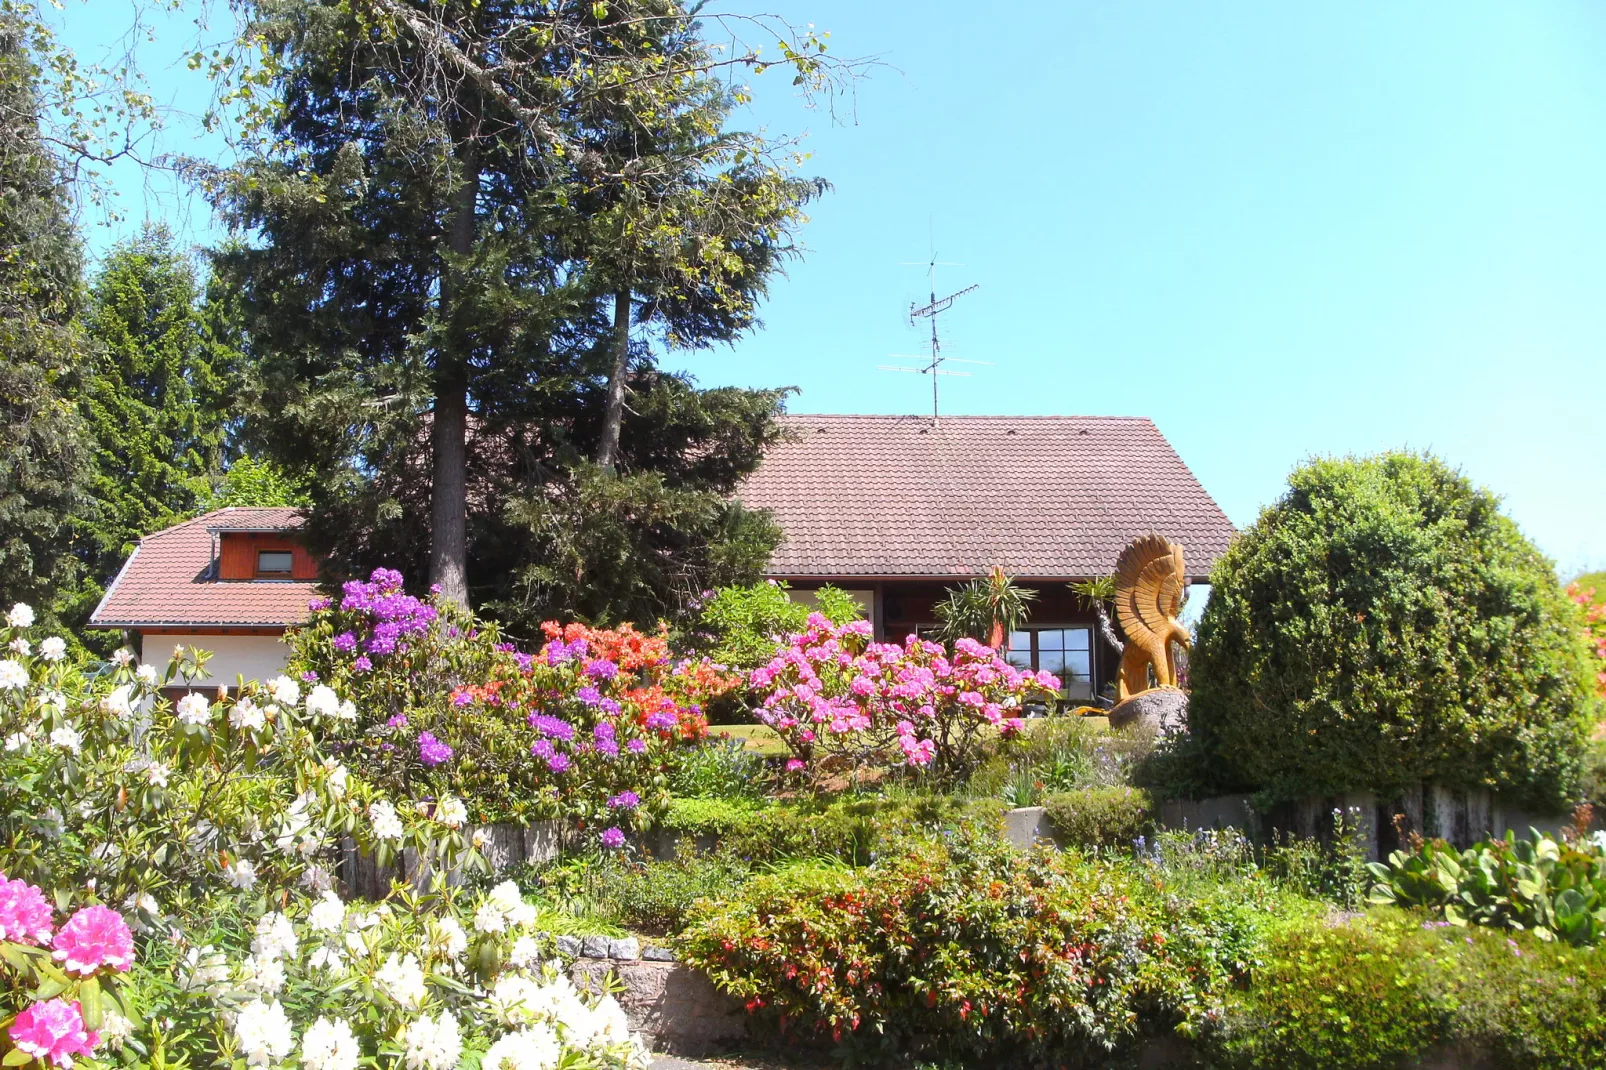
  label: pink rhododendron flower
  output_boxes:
[9,999,99,1067]
[785,759,807,772]
[51,905,134,975]
[0,876,54,945]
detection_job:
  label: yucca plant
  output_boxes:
[935,566,1038,649]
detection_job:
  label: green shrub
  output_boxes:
[1190,452,1599,809]
[689,580,862,671]
[665,736,768,801]
[1044,786,1155,849]
[661,796,766,837]
[678,831,1270,1063]
[1209,910,1606,1069]
[719,793,1005,867]
[1367,828,1606,945]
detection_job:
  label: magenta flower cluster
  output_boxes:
[750,615,1061,779]
[0,879,135,1068]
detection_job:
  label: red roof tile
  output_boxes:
[737,415,1236,581]
[90,508,320,629]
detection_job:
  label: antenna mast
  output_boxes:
[907,254,979,424]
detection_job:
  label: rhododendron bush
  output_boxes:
[289,571,731,833]
[0,606,469,910]
[750,616,1061,787]
[1570,581,1606,699]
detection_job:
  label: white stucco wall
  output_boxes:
[137,634,294,688]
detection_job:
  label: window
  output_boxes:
[1006,626,1095,701]
[256,550,294,577]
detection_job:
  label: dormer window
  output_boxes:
[256,550,294,578]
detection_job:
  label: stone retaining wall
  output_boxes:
[563,939,746,1056]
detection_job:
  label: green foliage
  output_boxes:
[970,717,1158,799]
[678,830,1272,1062]
[1210,910,1606,1070]
[933,567,1037,646]
[1190,452,1598,809]
[526,850,755,936]
[664,738,767,801]
[687,579,862,671]
[711,793,1003,868]
[0,20,90,627]
[661,796,765,837]
[1043,786,1155,850]
[1366,828,1606,945]
[199,453,311,510]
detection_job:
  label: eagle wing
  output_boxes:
[1114,535,1185,647]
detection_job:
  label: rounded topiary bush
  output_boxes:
[1189,452,1597,809]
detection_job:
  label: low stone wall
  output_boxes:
[340,820,571,900]
[565,940,745,1055]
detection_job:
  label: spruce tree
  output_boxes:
[77,225,238,591]
[0,17,91,622]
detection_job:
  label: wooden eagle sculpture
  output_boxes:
[1113,534,1190,701]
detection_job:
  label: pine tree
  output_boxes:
[212,0,832,621]
[0,16,91,622]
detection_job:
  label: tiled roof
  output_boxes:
[90,508,319,629]
[737,415,1236,581]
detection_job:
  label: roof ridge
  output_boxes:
[778,413,1154,422]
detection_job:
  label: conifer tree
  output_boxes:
[0,16,91,621]
[211,0,840,621]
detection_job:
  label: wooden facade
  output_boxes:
[217,532,321,581]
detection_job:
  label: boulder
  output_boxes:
[1107,687,1188,734]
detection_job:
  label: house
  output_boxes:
[735,414,1237,703]
[89,507,320,689]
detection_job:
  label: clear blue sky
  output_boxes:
[57,1,1606,576]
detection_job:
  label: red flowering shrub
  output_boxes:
[1568,582,1606,700]
[677,831,1269,1062]
[748,616,1060,787]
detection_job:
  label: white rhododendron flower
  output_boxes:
[431,916,467,959]
[111,648,134,667]
[240,952,287,996]
[376,953,428,1010]
[41,690,66,712]
[300,865,335,894]
[301,1017,360,1070]
[230,698,266,731]
[252,912,299,962]
[267,675,301,706]
[135,663,161,687]
[6,603,34,628]
[370,800,404,840]
[304,684,340,719]
[489,881,525,914]
[323,759,349,797]
[0,660,27,690]
[508,935,543,970]
[100,685,135,718]
[488,975,546,1026]
[226,859,258,890]
[481,1026,562,1070]
[308,891,346,933]
[9,638,30,656]
[436,796,468,829]
[4,732,29,753]
[38,636,65,662]
[234,999,294,1067]
[175,693,212,725]
[402,1011,462,1070]
[49,725,81,754]
[473,901,507,935]
[308,946,346,973]
[180,946,230,992]
[98,1011,135,1051]
[337,698,357,721]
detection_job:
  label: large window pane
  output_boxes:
[1039,649,1067,676]
[1066,628,1091,651]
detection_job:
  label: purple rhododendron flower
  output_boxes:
[301,671,319,683]
[528,714,575,741]
[386,713,408,728]
[531,739,556,760]
[418,731,453,767]
[332,632,357,653]
[495,642,516,653]
[452,691,473,707]
[645,710,677,731]
[593,722,616,742]
[607,791,639,810]
[352,656,373,673]
[546,752,570,774]
[584,659,620,682]
[598,698,621,716]
[627,738,647,754]
[575,686,602,706]
[595,739,619,758]
[308,597,332,612]
[600,827,626,849]
[513,653,534,672]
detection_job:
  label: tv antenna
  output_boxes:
[877,252,987,424]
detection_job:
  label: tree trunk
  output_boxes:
[596,288,631,471]
[430,139,479,610]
